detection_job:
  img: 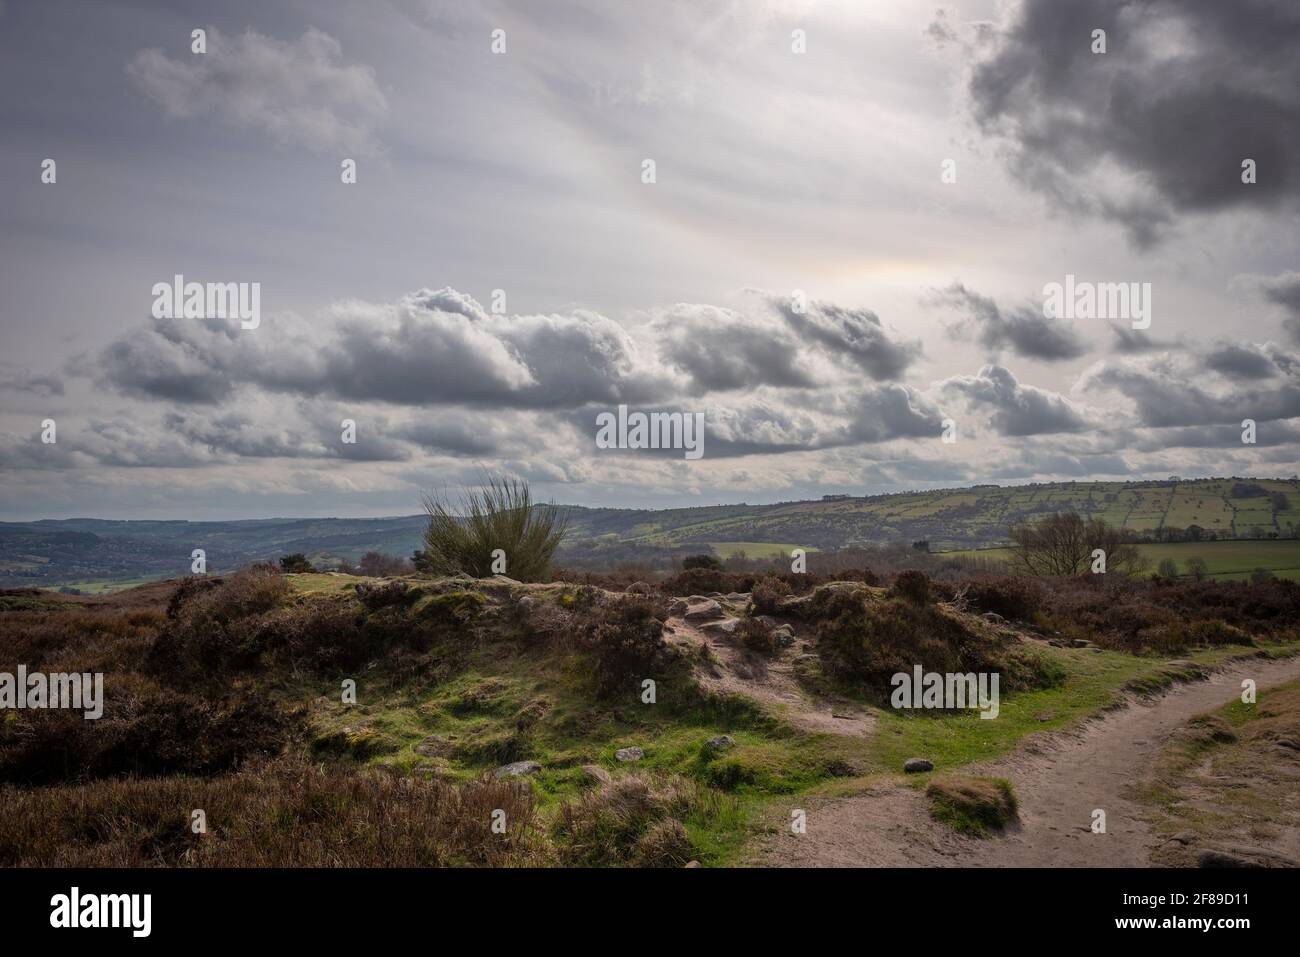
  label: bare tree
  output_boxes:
[1009,512,1147,577]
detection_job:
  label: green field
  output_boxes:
[705,542,818,559]
[944,539,1300,581]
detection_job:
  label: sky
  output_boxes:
[1,0,1298,520]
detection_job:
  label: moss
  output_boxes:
[411,589,487,621]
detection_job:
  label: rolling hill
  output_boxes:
[2,477,1297,589]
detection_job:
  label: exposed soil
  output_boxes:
[666,604,876,737]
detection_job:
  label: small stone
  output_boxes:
[903,758,934,773]
[615,746,644,762]
[668,598,689,616]
[684,860,701,868]
[494,760,542,778]
[1170,832,1198,845]
[982,612,1007,623]
[704,735,735,750]
[580,764,612,786]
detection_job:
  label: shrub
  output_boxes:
[750,577,792,615]
[418,474,568,582]
[279,553,315,573]
[962,576,1042,621]
[682,554,723,571]
[1251,567,1276,584]
[736,616,777,656]
[814,589,1059,697]
[0,757,544,866]
[356,551,414,577]
[579,596,673,699]
[0,691,292,786]
[1157,558,1179,578]
[890,569,931,604]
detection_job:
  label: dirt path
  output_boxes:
[755,654,1300,867]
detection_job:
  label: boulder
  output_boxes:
[904,758,934,773]
[702,617,740,636]
[684,599,725,622]
[615,746,644,762]
[580,764,612,786]
[626,581,653,595]
[704,735,735,751]
[494,760,542,778]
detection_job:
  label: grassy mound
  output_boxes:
[926,775,1018,836]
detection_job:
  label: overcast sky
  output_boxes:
[2,0,1298,520]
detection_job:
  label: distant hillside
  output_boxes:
[3,477,1298,589]
[563,477,1300,553]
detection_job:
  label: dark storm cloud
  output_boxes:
[655,304,816,392]
[1202,343,1278,379]
[940,364,1090,436]
[933,282,1089,361]
[966,0,1300,245]
[1081,354,1300,426]
[86,289,672,410]
[769,296,922,380]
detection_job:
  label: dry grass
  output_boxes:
[0,756,545,867]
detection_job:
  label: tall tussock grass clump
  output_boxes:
[553,773,715,867]
[419,475,567,582]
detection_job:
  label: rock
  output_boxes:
[702,617,740,636]
[684,860,701,868]
[626,581,653,595]
[684,599,725,622]
[1070,638,1094,649]
[904,758,934,773]
[773,624,796,648]
[704,735,735,751]
[725,592,750,602]
[1197,849,1264,868]
[494,760,542,778]
[755,615,780,628]
[1170,832,1198,845]
[792,654,819,665]
[668,598,689,616]
[580,764,612,786]
[413,734,448,758]
[615,746,644,762]
[982,612,1007,623]
[1275,738,1300,751]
